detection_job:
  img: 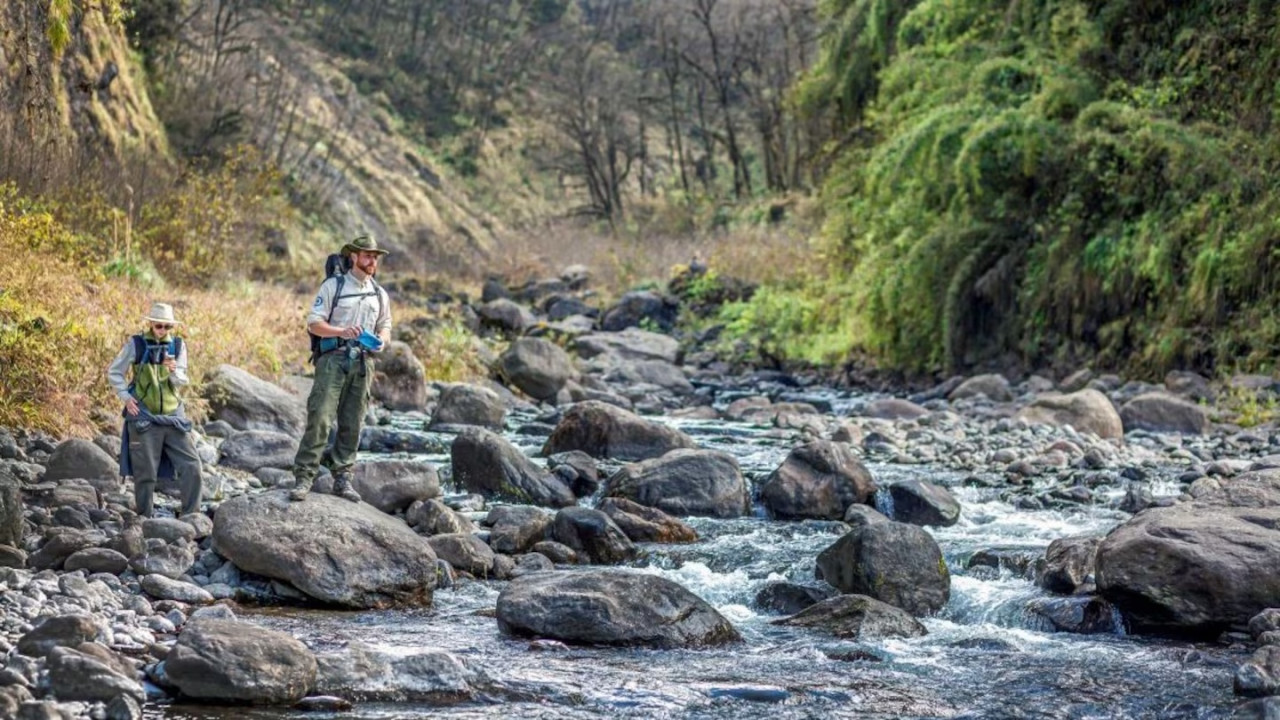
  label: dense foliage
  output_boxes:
[736,0,1280,376]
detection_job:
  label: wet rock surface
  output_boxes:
[495,570,742,648]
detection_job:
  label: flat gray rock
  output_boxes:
[212,492,438,608]
[496,570,741,648]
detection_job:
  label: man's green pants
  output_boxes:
[292,351,374,486]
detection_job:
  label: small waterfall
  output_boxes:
[1110,603,1128,637]
[873,486,895,520]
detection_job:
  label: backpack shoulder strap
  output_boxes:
[131,335,147,367]
[326,275,346,324]
[171,336,184,360]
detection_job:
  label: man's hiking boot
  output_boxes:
[289,479,312,502]
[332,473,361,503]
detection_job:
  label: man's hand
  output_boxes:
[125,398,139,416]
[340,325,361,340]
[162,357,177,372]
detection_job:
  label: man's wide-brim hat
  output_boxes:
[341,235,389,256]
[143,302,181,325]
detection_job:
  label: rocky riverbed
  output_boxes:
[3,269,1280,720]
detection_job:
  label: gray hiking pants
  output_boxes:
[127,421,203,517]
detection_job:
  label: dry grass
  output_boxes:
[396,305,498,384]
[490,212,821,301]
[0,201,310,437]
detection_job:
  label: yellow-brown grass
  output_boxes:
[491,213,820,301]
[396,306,497,385]
[0,202,310,437]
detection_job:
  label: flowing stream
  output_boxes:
[148,388,1253,720]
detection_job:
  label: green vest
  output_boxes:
[132,332,182,415]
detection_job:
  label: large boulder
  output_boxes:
[597,497,698,544]
[886,480,961,527]
[426,534,496,577]
[406,499,475,536]
[948,374,1013,402]
[202,364,305,435]
[1038,534,1100,595]
[212,492,439,608]
[600,290,679,332]
[371,341,429,412]
[42,439,119,485]
[816,521,950,616]
[217,430,299,472]
[46,645,144,702]
[451,428,575,508]
[1119,392,1211,435]
[755,582,838,615]
[1016,390,1123,440]
[141,574,215,604]
[573,329,680,364]
[772,594,928,640]
[759,441,876,521]
[1096,470,1280,635]
[602,360,694,395]
[165,619,316,704]
[17,615,105,658]
[351,459,441,514]
[1026,596,1124,634]
[547,451,601,498]
[603,449,748,518]
[23,479,99,512]
[864,398,929,421]
[550,507,636,564]
[0,466,21,547]
[1236,645,1280,698]
[64,547,129,575]
[476,298,535,334]
[497,337,577,401]
[543,401,698,461]
[129,542,196,579]
[28,528,106,570]
[496,570,741,648]
[427,384,506,430]
[485,505,554,554]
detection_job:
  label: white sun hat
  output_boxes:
[143,302,182,325]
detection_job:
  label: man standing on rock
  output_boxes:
[290,236,392,503]
[106,302,204,517]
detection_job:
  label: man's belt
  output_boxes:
[318,338,364,356]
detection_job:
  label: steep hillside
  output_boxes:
[0,0,168,182]
[193,10,507,272]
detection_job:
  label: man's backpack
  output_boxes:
[308,253,383,363]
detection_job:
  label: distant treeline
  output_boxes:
[129,0,829,222]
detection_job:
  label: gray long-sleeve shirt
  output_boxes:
[106,334,189,403]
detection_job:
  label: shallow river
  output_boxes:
[149,392,1254,720]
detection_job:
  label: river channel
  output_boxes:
[148,384,1254,720]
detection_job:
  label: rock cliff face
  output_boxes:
[0,1,169,175]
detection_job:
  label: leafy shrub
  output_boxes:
[750,0,1280,377]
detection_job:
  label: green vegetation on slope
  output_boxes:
[732,0,1280,377]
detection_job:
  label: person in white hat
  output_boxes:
[106,302,204,517]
